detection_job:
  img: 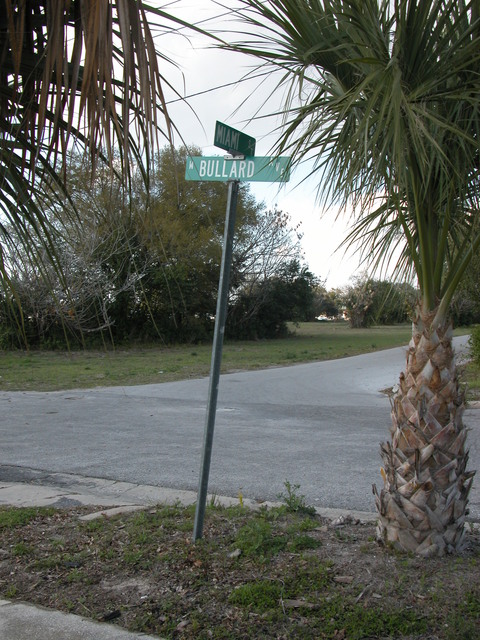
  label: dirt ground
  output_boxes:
[0,504,479,639]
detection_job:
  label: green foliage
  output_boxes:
[447,590,480,638]
[451,252,480,326]
[334,602,428,639]
[228,578,427,638]
[229,580,282,611]
[4,585,17,599]
[0,2,190,338]
[12,542,34,557]
[278,480,316,516]
[234,519,288,559]
[0,146,309,347]
[229,0,480,326]
[469,326,480,367]
[339,276,416,328]
[313,285,340,319]
[287,533,320,552]
[227,259,318,339]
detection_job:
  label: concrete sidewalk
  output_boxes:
[0,598,161,640]
[0,466,377,521]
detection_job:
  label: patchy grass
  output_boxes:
[0,503,478,639]
[463,361,480,402]
[0,322,416,391]
[0,506,55,529]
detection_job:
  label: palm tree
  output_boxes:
[229,0,479,555]
[0,0,191,292]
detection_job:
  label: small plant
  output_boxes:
[12,541,33,556]
[234,519,287,559]
[278,481,316,516]
[208,493,219,508]
[4,585,17,598]
[287,533,321,552]
[229,580,282,612]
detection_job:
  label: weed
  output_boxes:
[34,555,62,569]
[12,541,33,556]
[287,516,318,533]
[337,602,428,638]
[123,550,146,566]
[288,562,333,594]
[208,493,219,508]
[83,518,108,533]
[459,590,480,618]
[229,580,282,612]
[287,533,321,552]
[278,480,316,516]
[334,528,357,542]
[234,519,287,559]
[66,568,86,583]
[4,585,17,598]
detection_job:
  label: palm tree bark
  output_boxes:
[374,310,475,556]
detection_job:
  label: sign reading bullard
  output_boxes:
[185,156,290,183]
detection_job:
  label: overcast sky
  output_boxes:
[151,0,365,288]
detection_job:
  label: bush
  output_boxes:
[469,325,480,367]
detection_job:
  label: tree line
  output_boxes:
[2,142,478,350]
[0,147,316,348]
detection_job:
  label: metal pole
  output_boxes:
[193,179,240,541]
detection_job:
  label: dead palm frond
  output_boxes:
[0,0,204,320]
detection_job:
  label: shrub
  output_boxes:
[469,325,480,367]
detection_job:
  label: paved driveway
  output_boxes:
[0,335,478,518]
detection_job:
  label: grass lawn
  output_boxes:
[0,321,475,395]
[0,322,417,391]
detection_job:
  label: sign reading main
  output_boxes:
[214,121,256,157]
[185,156,290,183]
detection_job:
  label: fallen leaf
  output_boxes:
[176,620,189,631]
[283,599,318,609]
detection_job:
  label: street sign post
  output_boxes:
[192,179,239,542]
[185,155,290,183]
[191,129,291,541]
[214,121,256,157]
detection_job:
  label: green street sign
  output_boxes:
[214,121,256,157]
[185,156,290,183]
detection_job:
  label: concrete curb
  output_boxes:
[0,599,161,640]
[0,466,379,522]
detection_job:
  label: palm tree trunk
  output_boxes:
[374,309,475,556]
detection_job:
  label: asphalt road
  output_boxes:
[0,335,478,518]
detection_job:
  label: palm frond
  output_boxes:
[0,0,182,181]
[0,1,212,320]
[227,0,480,318]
